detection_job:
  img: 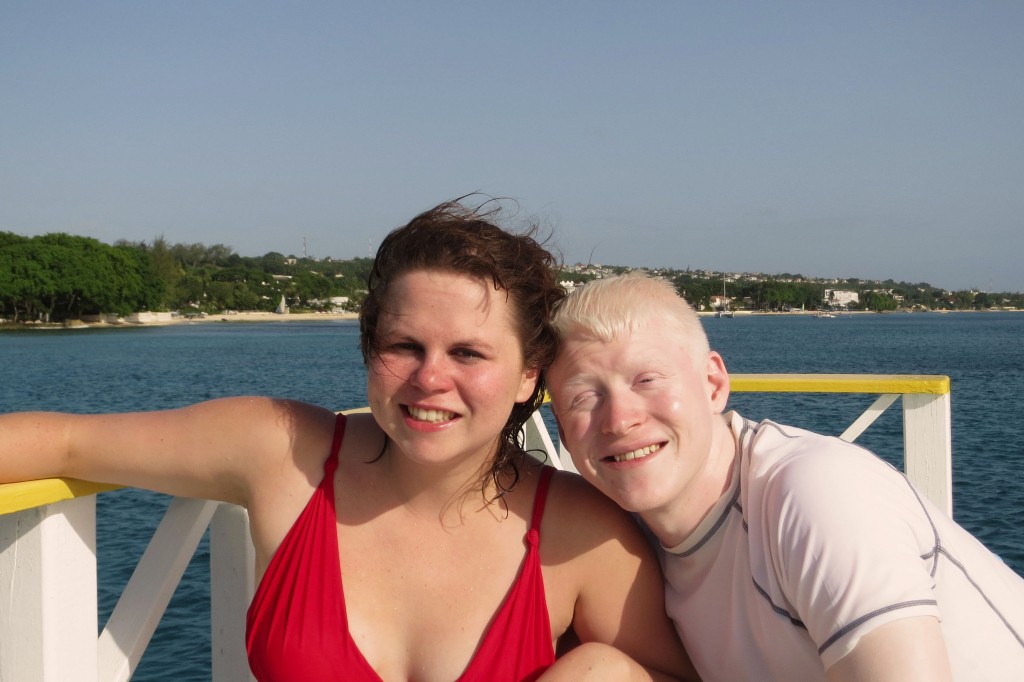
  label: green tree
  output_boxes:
[114,241,169,311]
[260,252,288,275]
[0,231,29,250]
[952,290,977,309]
[0,234,148,320]
[862,290,899,312]
[37,234,147,318]
[0,241,56,321]
[292,271,333,308]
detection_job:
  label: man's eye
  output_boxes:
[569,392,599,409]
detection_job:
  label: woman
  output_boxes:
[0,199,696,681]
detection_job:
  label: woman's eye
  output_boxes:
[384,342,420,355]
[452,348,482,360]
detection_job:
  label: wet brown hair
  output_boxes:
[359,196,564,496]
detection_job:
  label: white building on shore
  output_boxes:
[825,289,860,307]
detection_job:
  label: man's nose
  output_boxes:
[601,391,645,435]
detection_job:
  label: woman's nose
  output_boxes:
[410,352,452,391]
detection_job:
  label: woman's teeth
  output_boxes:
[408,406,456,423]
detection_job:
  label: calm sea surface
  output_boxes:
[2,312,1022,680]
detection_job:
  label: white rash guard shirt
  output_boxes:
[659,412,1024,681]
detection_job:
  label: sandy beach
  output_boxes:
[181,311,359,324]
[8,307,1018,331]
[34,311,360,329]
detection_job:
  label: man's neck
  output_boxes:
[642,415,738,548]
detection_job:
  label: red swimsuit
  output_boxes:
[246,414,557,681]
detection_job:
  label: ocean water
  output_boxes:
[1,312,1022,680]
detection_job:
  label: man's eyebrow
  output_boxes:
[556,374,597,390]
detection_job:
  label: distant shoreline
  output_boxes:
[4,311,359,330]
[3,307,1020,331]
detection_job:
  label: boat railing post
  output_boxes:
[96,497,218,681]
[523,409,575,472]
[902,391,954,517]
[0,497,99,682]
[210,503,256,682]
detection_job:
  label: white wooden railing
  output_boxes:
[0,375,951,680]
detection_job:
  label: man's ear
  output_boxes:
[705,351,731,414]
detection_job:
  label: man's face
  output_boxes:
[547,318,730,518]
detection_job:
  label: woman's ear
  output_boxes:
[516,366,541,403]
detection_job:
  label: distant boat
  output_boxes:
[816,286,835,318]
[715,279,734,318]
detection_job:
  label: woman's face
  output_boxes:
[367,269,539,472]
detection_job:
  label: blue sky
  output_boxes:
[2,2,1021,292]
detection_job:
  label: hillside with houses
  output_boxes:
[1,232,1021,324]
[559,263,1023,314]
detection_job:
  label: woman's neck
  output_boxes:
[377,442,506,524]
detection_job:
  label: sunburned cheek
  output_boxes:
[370,356,414,382]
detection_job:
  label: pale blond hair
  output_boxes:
[552,272,710,363]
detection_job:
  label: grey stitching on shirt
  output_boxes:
[900,467,1024,649]
[818,600,938,655]
[750,575,807,629]
[677,483,741,557]
[934,545,1024,648]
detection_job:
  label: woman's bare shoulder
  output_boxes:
[545,469,634,521]
[537,468,691,678]
[126,396,340,504]
[172,396,337,464]
[227,398,345,478]
[540,469,650,559]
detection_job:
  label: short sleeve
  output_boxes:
[760,443,941,668]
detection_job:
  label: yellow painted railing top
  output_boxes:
[0,478,121,516]
[730,374,949,395]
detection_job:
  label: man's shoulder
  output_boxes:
[735,413,894,517]
[733,413,850,469]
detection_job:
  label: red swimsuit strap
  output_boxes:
[325,413,347,476]
[529,466,556,533]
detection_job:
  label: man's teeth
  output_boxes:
[408,406,456,423]
[611,444,661,463]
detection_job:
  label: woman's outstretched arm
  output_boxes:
[0,396,336,506]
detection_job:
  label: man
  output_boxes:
[546,273,1024,681]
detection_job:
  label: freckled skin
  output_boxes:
[366,269,538,474]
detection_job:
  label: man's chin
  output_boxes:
[600,484,659,514]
